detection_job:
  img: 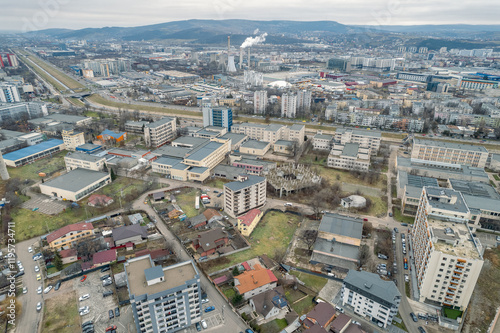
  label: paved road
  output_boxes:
[132,185,249,332]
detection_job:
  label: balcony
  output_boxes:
[456,262,465,269]
[452,274,461,280]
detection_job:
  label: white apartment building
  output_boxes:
[312,133,333,150]
[64,152,106,172]
[223,175,266,218]
[254,90,267,114]
[281,93,297,118]
[411,187,484,310]
[334,128,381,155]
[341,270,401,328]
[144,117,177,148]
[231,123,305,146]
[62,129,85,151]
[125,256,201,333]
[0,84,20,103]
[411,138,489,168]
[328,143,370,171]
[297,90,312,111]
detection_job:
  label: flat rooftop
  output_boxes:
[3,139,64,162]
[425,187,469,214]
[125,256,197,297]
[413,138,488,153]
[430,219,482,259]
[41,168,109,192]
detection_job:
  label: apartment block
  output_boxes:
[312,133,333,150]
[46,222,94,250]
[125,256,201,333]
[231,123,305,145]
[341,270,401,328]
[202,106,232,130]
[0,84,20,103]
[281,93,297,118]
[334,128,381,155]
[411,139,488,168]
[254,90,267,114]
[144,117,177,148]
[411,187,484,310]
[327,143,370,171]
[64,152,106,172]
[62,129,85,151]
[223,175,266,218]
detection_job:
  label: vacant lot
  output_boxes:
[87,94,199,117]
[41,291,80,332]
[201,211,301,273]
[289,271,328,293]
[392,207,415,224]
[7,151,67,181]
[94,177,147,198]
[175,188,201,218]
[290,295,315,316]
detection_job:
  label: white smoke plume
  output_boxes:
[241,32,268,48]
[253,28,259,34]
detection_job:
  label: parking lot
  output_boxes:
[74,268,135,333]
[179,299,225,333]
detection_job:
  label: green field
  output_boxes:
[93,177,147,198]
[289,271,327,293]
[365,195,388,217]
[203,211,301,273]
[443,307,463,320]
[290,295,315,315]
[7,150,67,181]
[393,207,415,224]
[42,291,80,333]
[176,188,202,218]
[204,178,231,189]
[260,319,288,333]
[381,132,405,140]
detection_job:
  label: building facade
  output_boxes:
[0,84,20,103]
[125,256,202,333]
[411,139,489,168]
[327,143,370,171]
[46,222,94,250]
[334,128,381,155]
[281,93,297,118]
[254,90,267,114]
[64,152,106,171]
[144,117,177,148]
[62,129,85,151]
[411,187,484,310]
[224,175,267,218]
[202,107,233,131]
[341,270,401,328]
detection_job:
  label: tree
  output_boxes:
[232,266,240,276]
[53,251,63,271]
[302,230,318,250]
[358,244,370,267]
[232,293,243,305]
[362,222,373,237]
[110,168,117,181]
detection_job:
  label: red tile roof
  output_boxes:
[242,262,251,271]
[46,222,94,244]
[92,249,116,266]
[237,208,261,226]
[59,248,77,258]
[235,264,278,295]
[87,194,113,206]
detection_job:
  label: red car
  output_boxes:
[80,275,87,282]
[363,218,368,222]
[106,325,117,332]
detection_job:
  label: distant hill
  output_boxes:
[24,20,500,43]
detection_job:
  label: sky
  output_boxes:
[1,0,499,32]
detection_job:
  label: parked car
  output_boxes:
[36,302,42,312]
[44,285,53,294]
[80,275,87,282]
[201,320,207,329]
[410,312,418,322]
[245,330,254,333]
[82,320,93,328]
[103,278,112,287]
[101,266,110,273]
[22,286,27,294]
[204,306,215,313]
[213,190,218,193]
[100,274,111,280]
[393,228,399,233]
[36,274,41,281]
[103,290,113,297]
[108,309,114,319]
[37,286,42,294]
[80,308,90,316]
[418,327,426,333]
[79,294,90,301]
[33,253,42,261]
[217,193,223,197]
[401,223,408,227]
[363,218,368,222]
[28,247,33,253]
[201,298,209,304]
[405,274,410,282]
[115,307,120,317]
[34,265,39,272]
[79,306,89,313]
[195,322,201,331]
[106,325,117,332]
[54,280,61,291]
[352,321,361,326]
[377,254,388,260]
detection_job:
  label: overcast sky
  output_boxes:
[1,0,498,32]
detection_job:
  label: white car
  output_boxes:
[79,305,89,313]
[43,285,53,294]
[404,274,410,282]
[36,302,42,312]
[34,266,40,272]
[22,286,27,294]
[201,319,208,329]
[28,247,33,253]
[201,298,209,304]
[37,286,42,294]
[79,294,90,302]
[79,308,90,316]
[352,321,361,326]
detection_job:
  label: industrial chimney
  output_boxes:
[239,48,243,70]
[247,48,251,69]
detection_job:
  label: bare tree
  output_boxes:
[302,230,318,250]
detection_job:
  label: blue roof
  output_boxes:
[3,139,64,162]
[100,129,126,139]
[144,266,164,282]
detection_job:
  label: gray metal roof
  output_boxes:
[274,140,294,147]
[318,213,363,239]
[172,136,209,148]
[405,185,423,199]
[144,117,175,128]
[314,134,333,141]
[154,157,183,167]
[313,238,360,260]
[343,270,401,307]
[172,163,190,170]
[153,146,190,158]
[42,169,109,192]
[185,141,224,162]
[144,266,164,282]
[462,194,500,212]
[189,166,209,174]
[424,186,469,213]
[336,127,381,138]
[449,179,500,200]
[397,157,489,180]
[265,124,285,132]
[65,152,105,163]
[289,124,305,131]
[413,138,488,152]
[224,175,266,192]
[398,170,438,190]
[220,132,247,143]
[241,140,270,150]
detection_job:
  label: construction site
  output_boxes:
[266,163,322,197]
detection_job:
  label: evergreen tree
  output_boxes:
[54,251,63,271]
[110,168,117,181]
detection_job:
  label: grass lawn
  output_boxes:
[313,165,387,191]
[392,207,415,224]
[490,180,497,188]
[12,205,87,241]
[381,132,405,140]
[289,271,327,293]
[176,188,201,218]
[86,94,200,117]
[19,54,66,92]
[42,290,80,333]
[94,177,146,197]
[285,287,307,303]
[7,150,67,181]
[24,54,86,91]
[260,318,288,333]
[299,153,329,166]
[67,97,86,107]
[392,313,407,331]
[443,307,463,320]
[405,281,411,298]
[204,178,231,189]
[222,287,236,301]
[290,295,315,315]
[203,211,301,273]
[494,174,500,181]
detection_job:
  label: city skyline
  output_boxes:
[1,0,499,32]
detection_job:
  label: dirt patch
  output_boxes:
[41,290,80,333]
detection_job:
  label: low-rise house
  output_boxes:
[59,248,78,264]
[249,286,288,322]
[192,228,228,257]
[237,208,263,237]
[186,214,207,229]
[234,264,278,299]
[203,208,223,224]
[87,194,114,207]
[330,313,352,333]
[47,222,94,250]
[92,249,117,267]
[239,140,271,156]
[97,129,127,143]
[304,324,328,333]
[112,225,148,246]
[312,133,333,151]
[302,302,336,329]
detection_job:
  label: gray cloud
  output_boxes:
[0,0,498,31]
